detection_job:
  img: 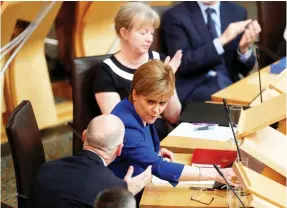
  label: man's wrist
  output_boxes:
[239,46,249,54]
[218,35,228,46]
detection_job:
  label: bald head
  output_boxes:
[85,115,125,152]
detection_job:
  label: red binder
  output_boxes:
[191,149,237,168]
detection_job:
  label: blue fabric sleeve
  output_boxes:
[122,128,184,185]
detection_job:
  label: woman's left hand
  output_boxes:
[164,50,182,74]
[159,148,175,162]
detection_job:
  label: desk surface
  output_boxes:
[211,65,277,105]
[140,154,249,208]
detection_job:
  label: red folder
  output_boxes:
[191,149,237,168]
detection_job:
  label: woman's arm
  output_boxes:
[162,90,181,124]
[95,92,121,114]
[179,165,238,186]
[162,50,183,124]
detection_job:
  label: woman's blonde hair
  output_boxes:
[114,2,160,37]
[129,60,175,101]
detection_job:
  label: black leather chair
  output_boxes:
[257,1,286,68]
[72,54,111,154]
[5,100,45,208]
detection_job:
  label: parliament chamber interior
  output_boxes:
[1,1,286,208]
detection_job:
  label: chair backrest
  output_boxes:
[257,2,286,67]
[5,100,45,208]
[72,54,111,154]
[150,5,172,53]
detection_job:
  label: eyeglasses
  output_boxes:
[190,187,215,205]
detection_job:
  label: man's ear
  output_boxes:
[116,143,124,156]
[82,129,87,142]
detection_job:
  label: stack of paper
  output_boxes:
[168,122,235,142]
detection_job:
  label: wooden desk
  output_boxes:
[211,65,277,106]
[161,136,235,154]
[140,154,249,208]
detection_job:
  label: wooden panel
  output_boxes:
[237,93,287,138]
[73,1,92,57]
[233,163,286,207]
[82,2,124,56]
[249,88,281,107]
[241,126,287,177]
[211,65,277,105]
[270,69,287,94]
[2,2,63,129]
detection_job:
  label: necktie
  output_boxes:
[206,8,218,39]
[205,8,233,89]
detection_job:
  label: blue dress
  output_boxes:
[109,99,184,186]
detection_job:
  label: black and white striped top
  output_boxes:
[93,50,163,99]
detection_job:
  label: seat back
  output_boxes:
[72,54,111,154]
[257,2,286,67]
[150,5,172,53]
[5,100,45,208]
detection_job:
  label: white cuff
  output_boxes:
[213,38,224,55]
[237,47,252,63]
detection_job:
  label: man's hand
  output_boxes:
[164,50,182,74]
[239,20,261,53]
[124,165,152,195]
[159,148,174,162]
[219,19,252,46]
[214,168,240,187]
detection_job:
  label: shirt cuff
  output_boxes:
[213,38,224,55]
[237,47,252,63]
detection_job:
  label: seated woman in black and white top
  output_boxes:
[93,2,182,139]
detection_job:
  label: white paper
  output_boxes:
[152,175,214,188]
[168,122,234,142]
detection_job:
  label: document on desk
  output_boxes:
[152,175,214,188]
[168,122,234,142]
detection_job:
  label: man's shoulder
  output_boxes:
[162,2,190,20]
[222,2,247,15]
[112,100,142,129]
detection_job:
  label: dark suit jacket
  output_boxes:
[161,1,256,103]
[27,150,127,208]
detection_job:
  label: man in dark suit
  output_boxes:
[161,1,261,105]
[27,115,152,208]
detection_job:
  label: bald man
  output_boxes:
[27,115,152,208]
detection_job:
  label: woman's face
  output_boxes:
[132,90,169,125]
[122,23,155,55]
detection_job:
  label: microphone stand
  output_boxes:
[213,164,246,208]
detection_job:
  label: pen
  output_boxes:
[194,125,216,131]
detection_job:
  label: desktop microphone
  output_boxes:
[255,48,263,103]
[222,99,242,162]
[213,164,246,208]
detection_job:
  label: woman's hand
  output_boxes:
[164,50,182,74]
[159,148,175,162]
[215,168,240,187]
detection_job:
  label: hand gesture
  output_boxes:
[159,148,174,162]
[164,50,182,74]
[239,20,261,53]
[215,167,240,187]
[124,165,152,195]
[219,19,252,46]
